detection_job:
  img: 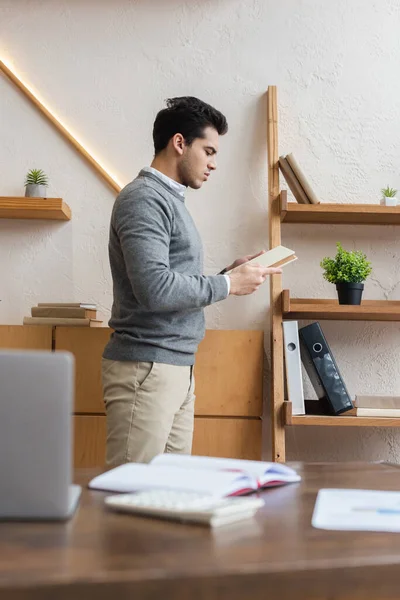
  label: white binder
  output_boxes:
[282,321,305,415]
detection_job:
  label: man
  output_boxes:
[102,96,281,466]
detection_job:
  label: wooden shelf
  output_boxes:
[280,192,400,225]
[282,289,400,322]
[0,197,71,221]
[283,402,400,428]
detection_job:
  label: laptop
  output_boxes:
[0,350,81,520]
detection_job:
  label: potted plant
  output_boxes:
[381,185,398,206]
[320,242,372,305]
[24,168,49,198]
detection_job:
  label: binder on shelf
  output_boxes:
[299,322,353,416]
[282,321,305,415]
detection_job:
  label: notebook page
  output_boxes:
[88,463,256,497]
[151,454,300,486]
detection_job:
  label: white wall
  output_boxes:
[1,0,400,461]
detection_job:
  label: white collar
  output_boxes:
[143,167,186,198]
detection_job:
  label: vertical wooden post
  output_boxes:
[267,86,285,462]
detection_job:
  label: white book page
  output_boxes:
[88,463,255,497]
[312,488,400,532]
[151,454,300,485]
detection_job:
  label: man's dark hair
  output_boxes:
[153,96,228,155]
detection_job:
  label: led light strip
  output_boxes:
[0,59,123,193]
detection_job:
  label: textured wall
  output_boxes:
[1,0,400,461]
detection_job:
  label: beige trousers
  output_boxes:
[101,359,195,466]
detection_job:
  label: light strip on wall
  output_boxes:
[0,58,123,193]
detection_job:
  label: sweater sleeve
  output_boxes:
[113,192,229,312]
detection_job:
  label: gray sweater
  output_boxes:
[103,169,229,366]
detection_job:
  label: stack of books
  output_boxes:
[348,396,400,418]
[278,152,320,204]
[23,302,103,327]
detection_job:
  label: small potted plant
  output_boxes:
[381,185,398,206]
[24,168,49,198]
[320,242,372,305]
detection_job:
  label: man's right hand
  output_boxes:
[228,263,282,296]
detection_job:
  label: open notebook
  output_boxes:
[88,454,301,498]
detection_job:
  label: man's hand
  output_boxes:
[228,262,282,296]
[225,250,266,273]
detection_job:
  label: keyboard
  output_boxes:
[104,489,264,527]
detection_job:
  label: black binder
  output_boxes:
[299,322,353,416]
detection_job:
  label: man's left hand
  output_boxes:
[225,250,266,272]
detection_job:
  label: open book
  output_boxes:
[88,454,301,498]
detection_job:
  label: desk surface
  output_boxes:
[2,462,400,600]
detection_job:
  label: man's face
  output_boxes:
[177,126,219,189]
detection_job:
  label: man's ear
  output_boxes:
[171,133,185,156]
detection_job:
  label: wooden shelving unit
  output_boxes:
[281,194,400,225]
[0,197,71,221]
[283,402,400,428]
[282,289,400,322]
[266,86,400,462]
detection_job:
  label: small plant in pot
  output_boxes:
[381,185,398,207]
[320,242,372,305]
[24,168,49,198]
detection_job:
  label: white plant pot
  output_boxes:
[25,184,47,198]
[381,196,398,206]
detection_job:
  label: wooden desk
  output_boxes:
[2,462,400,599]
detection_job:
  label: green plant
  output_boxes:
[24,168,48,186]
[381,185,397,198]
[320,242,372,284]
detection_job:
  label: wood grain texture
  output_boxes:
[0,197,71,220]
[291,414,400,427]
[0,325,52,350]
[73,415,262,467]
[267,86,285,462]
[55,328,264,417]
[280,190,288,221]
[283,401,400,427]
[194,329,263,417]
[283,400,292,425]
[282,289,400,321]
[281,202,400,225]
[55,327,112,413]
[3,463,400,599]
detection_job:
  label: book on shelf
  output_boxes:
[346,407,400,418]
[285,153,320,205]
[31,306,97,319]
[278,156,310,204]
[355,395,400,409]
[89,453,301,498]
[37,302,97,310]
[23,317,103,327]
[299,322,353,416]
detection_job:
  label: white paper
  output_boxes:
[151,453,301,486]
[88,463,256,497]
[312,488,400,532]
